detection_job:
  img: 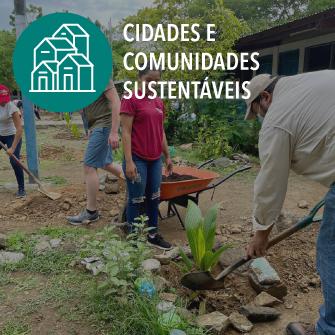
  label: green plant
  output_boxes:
[70,124,81,139]
[83,219,152,297]
[63,113,81,139]
[180,201,231,272]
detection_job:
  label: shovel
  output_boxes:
[0,141,62,201]
[181,199,325,291]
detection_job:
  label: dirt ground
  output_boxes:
[0,119,327,335]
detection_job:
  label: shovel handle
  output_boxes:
[215,199,325,281]
[0,140,42,187]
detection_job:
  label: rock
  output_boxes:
[240,304,281,323]
[159,293,177,303]
[154,254,171,265]
[250,258,281,285]
[49,239,62,248]
[34,240,52,254]
[219,247,251,273]
[141,259,161,273]
[229,312,254,333]
[105,183,120,194]
[109,209,119,217]
[157,301,176,313]
[179,143,193,150]
[213,157,232,168]
[105,174,118,183]
[298,200,309,209]
[229,226,242,234]
[62,202,71,211]
[165,246,191,260]
[285,303,294,309]
[176,307,194,323]
[0,233,7,249]
[0,251,24,264]
[153,276,170,292]
[232,153,250,163]
[170,330,186,335]
[99,174,107,185]
[196,311,230,333]
[81,257,105,276]
[309,277,321,288]
[249,273,288,299]
[254,292,282,307]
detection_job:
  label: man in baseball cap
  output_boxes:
[244,74,279,120]
[0,84,26,198]
[244,70,335,335]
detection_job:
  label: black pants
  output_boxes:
[0,135,25,191]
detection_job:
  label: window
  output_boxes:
[256,55,273,74]
[304,43,332,72]
[278,50,299,75]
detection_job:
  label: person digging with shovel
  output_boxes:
[0,84,25,198]
[244,70,335,335]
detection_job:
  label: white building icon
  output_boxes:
[30,24,95,93]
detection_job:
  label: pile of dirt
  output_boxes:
[0,183,126,233]
[162,173,198,182]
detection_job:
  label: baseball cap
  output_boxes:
[0,85,11,104]
[244,74,277,120]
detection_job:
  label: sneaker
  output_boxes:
[16,190,26,199]
[286,322,316,335]
[66,209,100,226]
[147,234,172,251]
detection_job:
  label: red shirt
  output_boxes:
[121,93,165,161]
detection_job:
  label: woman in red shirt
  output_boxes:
[121,66,173,250]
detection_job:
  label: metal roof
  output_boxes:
[236,7,335,51]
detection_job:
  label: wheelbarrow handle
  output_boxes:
[216,198,325,281]
[197,159,215,169]
[204,165,252,191]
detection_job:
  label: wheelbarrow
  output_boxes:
[159,162,251,228]
[119,160,251,228]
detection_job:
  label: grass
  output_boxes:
[0,321,30,335]
[0,227,208,335]
[42,175,67,185]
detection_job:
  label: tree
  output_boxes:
[115,0,248,81]
[0,30,17,90]
[308,0,335,13]
[224,0,335,33]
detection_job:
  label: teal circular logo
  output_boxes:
[13,12,112,112]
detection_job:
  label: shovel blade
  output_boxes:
[38,188,62,201]
[181,271,226,291]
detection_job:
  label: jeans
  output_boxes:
[316,183,335,335]
[0,135,24,191]
[123,154,162,234]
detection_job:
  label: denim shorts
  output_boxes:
[84,127,113,168]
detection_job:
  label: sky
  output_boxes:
[0,0,154,30]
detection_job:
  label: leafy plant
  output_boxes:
[83,218,152,297]
[180,201,231,272]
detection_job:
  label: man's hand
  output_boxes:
[246,229,271,259]
[165,157,173,175]
[109,132,119,150]
[6,147,14,156]
[126,160,137,181]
